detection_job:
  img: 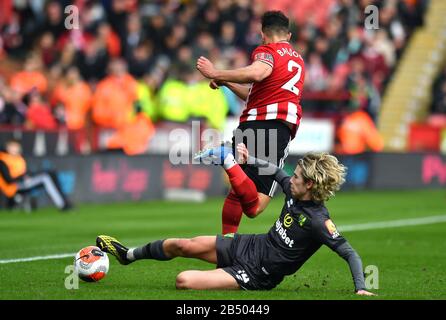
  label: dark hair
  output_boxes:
[261,11,289,35]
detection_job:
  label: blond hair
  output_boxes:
[298,152,347,202]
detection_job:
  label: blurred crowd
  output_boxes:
[426,65,446,131]
[431,66,446,115]
[0,0,428,134]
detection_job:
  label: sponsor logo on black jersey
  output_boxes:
[325,219,340,239]
[298,214,307,227]
[283,213,293,228]
[275,219,295,248]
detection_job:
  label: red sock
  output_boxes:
[225,165,259,218]
[222,191,243,234]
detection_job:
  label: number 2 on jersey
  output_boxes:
[281,60,302,96]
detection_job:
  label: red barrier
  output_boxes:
[408,123,441,152]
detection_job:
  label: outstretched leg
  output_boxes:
[97,235,219,265]
[176,269,239,290]
[162,236,218,263]
[97,235,239,290]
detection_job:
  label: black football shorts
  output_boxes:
[216,234,283,290]
[232,120,292,196]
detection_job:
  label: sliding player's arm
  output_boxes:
[333,242,376,295]
[314,218,376,296]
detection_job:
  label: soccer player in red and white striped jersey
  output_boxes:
[196,11,305,234]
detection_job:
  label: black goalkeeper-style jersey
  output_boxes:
[260,175,347,278]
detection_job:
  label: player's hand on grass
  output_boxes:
[356,290,376,296]
[236,143,249,164]
[197,56,216,79]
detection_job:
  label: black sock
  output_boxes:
[132,240,172,261]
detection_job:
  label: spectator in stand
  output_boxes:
[378,3,406,59]
[137,73,159,122]
[1,6,37,58]
[192,31,216,61]
[0,77,26,125]
[97,22,122,59]
[431,67,446,115]
[0,0,13,31]
[363,30,393,93]
[305,52,329,91]
[38,32,58,68]
[92,58,138,129]
[336,105,384,155]
[106,0,137,43]
[157,64,191,124]
[398,0,428,34]
[0,77,6,123]
[106,106,155,156]
[39,1,67,41]
[51,66,92,130]
[324,16,344,70]
[54,41,77,72]
[432,82,446,115]
[25,91,57,130]
[196,2,221,36]
[344,54,381,121]
[75,39,109,82]
[145,15,169,55]
[218,21,237,55]
[331,0,361,34]
[10,54,48,97]
[176,45,194,70]
[122,12,146,58]
[164,24,188,61]
[127,41,156,78]
[0,0,428,136]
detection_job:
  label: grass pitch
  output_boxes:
[0,189,445,300]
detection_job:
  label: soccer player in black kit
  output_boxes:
[97,145,375,296]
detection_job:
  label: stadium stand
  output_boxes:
[0,0,433,154]
[379,0,446,151]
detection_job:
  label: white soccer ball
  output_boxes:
[74,246,109,282]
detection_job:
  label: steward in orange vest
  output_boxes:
[0,141,27,198]
[0,139,72,211]
[336,110,384,155]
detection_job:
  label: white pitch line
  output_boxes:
[0,253,75,264]
[1,215,446,265]
[338,215,446,232]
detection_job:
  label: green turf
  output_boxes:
[0,189,445,300]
